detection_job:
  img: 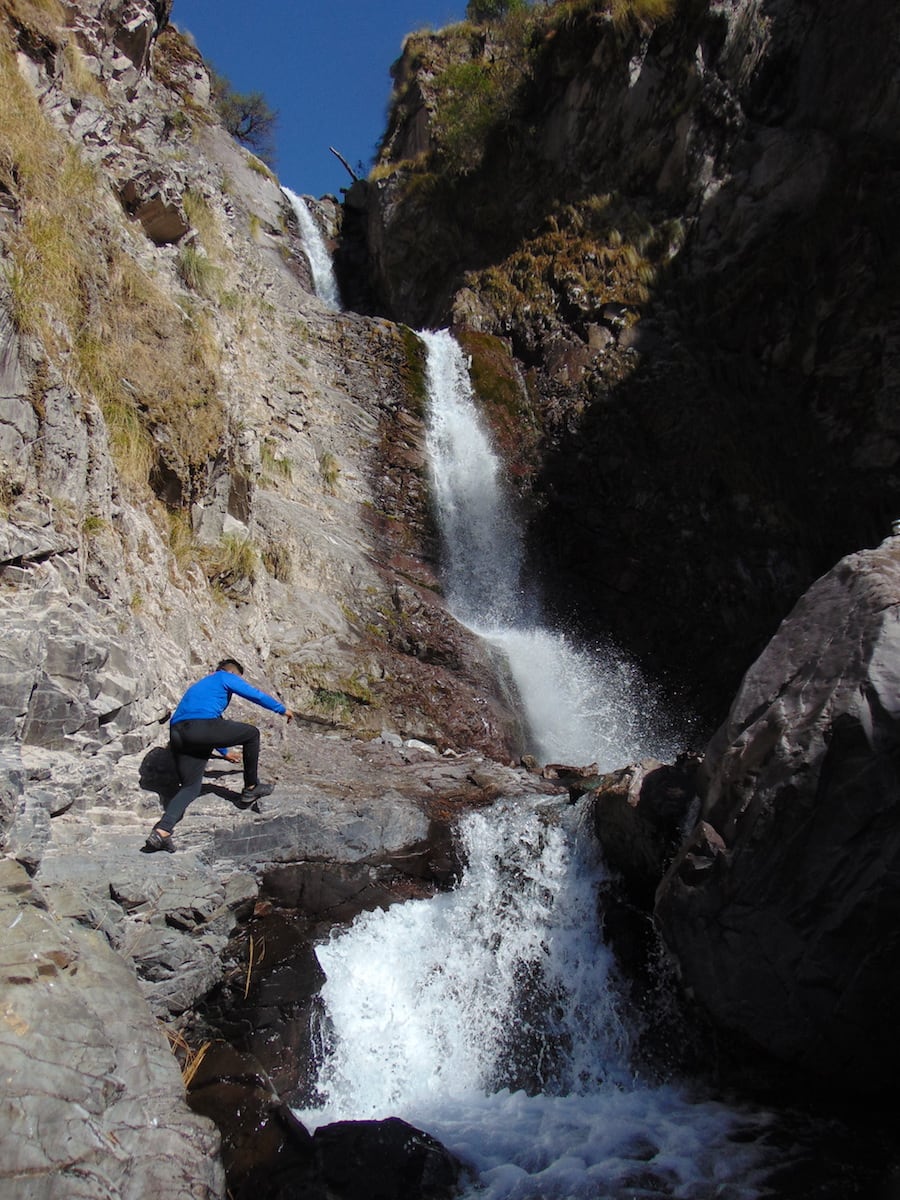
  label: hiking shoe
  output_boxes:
[143,828,175,853]
[241,781,274,801]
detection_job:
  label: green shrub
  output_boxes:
[466,0,527,21]
[261,440,293,483]
[432,60,516,173]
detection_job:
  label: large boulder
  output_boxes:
[655,537,900,1095]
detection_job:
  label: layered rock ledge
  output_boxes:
[1,716,553,1197]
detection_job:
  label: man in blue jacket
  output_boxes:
[144,657,293,852]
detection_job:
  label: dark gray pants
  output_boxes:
[157,718,260,833]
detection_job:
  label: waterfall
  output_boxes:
[282,186,342,310]
[420,328,529,631]
[295,327,787,1198]
[420,328,679,769]
[298,800,775,1198]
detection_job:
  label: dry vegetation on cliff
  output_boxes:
[0,16,225,495]
[468,194,681,346]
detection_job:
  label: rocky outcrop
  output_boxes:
[3,705,549,1196]
[0,857,224,1199]
[654,536,900,1095]
[354,0,900,723]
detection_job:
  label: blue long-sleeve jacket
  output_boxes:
[171,670,287,725]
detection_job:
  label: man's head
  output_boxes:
[216,658,245,675]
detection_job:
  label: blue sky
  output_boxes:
[170,0,467,199]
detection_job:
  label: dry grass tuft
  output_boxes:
[165,1027,212,1088]
[609,0,676,25]
[0,0,68,44]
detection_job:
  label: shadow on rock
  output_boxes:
[139,746,179,801]
[139,748,259,816]
[188,1043,464,1200]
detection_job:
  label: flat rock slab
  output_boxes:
[25,725,554,1019]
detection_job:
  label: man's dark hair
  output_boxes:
[216,657,245,675]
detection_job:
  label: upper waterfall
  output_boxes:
[421,328,530,630]
[283,186,342,310]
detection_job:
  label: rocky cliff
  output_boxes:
[1,0,523,771]
[0,2,524,1194]
[351,0,900,724]
[2,1,900,1196]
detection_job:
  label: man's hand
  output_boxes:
[223,751,242,764]
[284,709,294,724]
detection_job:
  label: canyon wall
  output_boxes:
[2,0,900,1192]
[352,0,900,724]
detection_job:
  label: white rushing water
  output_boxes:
[282,186,342,310]
[420,327,678,768]
[298,800,774,1198]
[295,327,781,1198]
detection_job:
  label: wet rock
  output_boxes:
[542,760,603,804]
[261,860,415,924]
[191,1071,464,1200]
[193,908,327,1107]
[590,756,699,907]
[187,1043,316,1200]
[313,1117,464,1200]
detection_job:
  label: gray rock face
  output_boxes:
[0,858,224,1200]
[655,538,900,1094]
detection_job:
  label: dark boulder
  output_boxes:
[591,756,699,909]
[655,538,900,1095]
[187,1042,317,1200]
[313,1117,464,1200]
[189,1058,466,1200]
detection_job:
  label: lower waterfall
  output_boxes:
[294,328,784,1196]
[297,800,774,1198]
